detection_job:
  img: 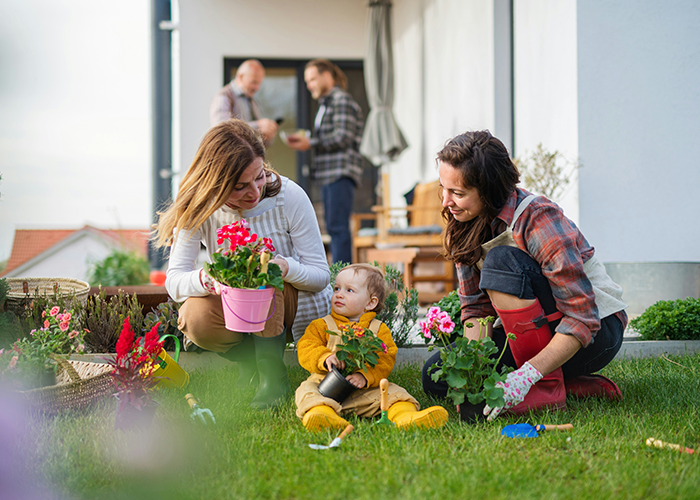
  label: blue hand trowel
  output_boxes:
[502,423,573,438]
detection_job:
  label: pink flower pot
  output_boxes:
[220,286,275,332]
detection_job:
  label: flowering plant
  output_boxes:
[332,323,388,376]
[107,317,164,410]
[421,307,513,408]
[204,219,284,291]
[0,305,87,390]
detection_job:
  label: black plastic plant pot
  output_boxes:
[318,366,356,403]
[459,400,487,424]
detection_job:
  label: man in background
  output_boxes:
[209,59,278,144]
[286,59,364,264]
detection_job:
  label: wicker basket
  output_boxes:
[5,277,91,315]
[19,354,114,415]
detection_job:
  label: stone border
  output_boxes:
[69,339,700,371]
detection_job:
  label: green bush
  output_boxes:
[629,297,700,340]
[88,249,150,286]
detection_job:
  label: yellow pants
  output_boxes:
[295,373,419,419]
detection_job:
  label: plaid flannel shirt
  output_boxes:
[309,87,364,186]
[457,188,627,348]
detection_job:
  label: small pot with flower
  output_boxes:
[107,317,164,430]
[318,323,388,403]
[419,307,514,423]
[204,219,285,332]
[0,305,87,391]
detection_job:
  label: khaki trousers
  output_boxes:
[295,373,419,419]
[177,283,299,352]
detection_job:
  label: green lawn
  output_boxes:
[9,354,700,500]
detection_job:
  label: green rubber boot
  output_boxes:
[250,331,291,410]
[217,334,258,389]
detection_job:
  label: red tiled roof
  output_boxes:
[2,226,150,276]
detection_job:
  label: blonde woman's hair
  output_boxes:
[339,263,387,314]
[153,119,280,248]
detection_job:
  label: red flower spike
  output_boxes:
[116,317,135,362]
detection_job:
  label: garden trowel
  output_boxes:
[501,423,573,438]
[309,424,354,450]
[374,379,394,427]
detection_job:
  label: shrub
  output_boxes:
[143,300,183,351]
[629,297,700,341]
[81,288,145,353]
[88,249,150,286]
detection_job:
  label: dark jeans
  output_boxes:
[422,246,625,399]
[322,176,355,264]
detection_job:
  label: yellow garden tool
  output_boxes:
[374,379,394,427]
[646,437,695,455]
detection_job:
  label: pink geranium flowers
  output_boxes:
[419,306,455,341]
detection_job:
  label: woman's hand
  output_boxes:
[483,362,542,420]
[199,269,221,295]
[325,353,345,372]
[270,257,289,278]
[345,372,367,389]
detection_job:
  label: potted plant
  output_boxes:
[0,304,87,390]
[419,307,514,423]
[318,323,388,403]
[204,220,284,332]
[107,317,164,430]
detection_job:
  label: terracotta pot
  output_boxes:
[459,400,487,424]
[318,366,356,403]
[114,395,158,430]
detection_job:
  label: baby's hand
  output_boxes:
[345,372,367,389]
[325,353,345,372]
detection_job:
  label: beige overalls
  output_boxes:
[294,315,419,419]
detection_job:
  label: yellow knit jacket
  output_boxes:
[296,310,397,388]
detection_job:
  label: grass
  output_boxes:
[5,354,700,500]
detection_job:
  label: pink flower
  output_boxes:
[57,313,64,321]
[381,342,388,353]
[77,344,85,353]
[9,355,18,370]
[42,311,46,318]
[59,321,70,332]
[50,306,60,316]
[427,307,441,320]
[439,318,455,334]
[44,320,50,329]
[69,330,79,339]
[62,312,72,322]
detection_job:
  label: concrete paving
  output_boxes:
[70,338,700,371]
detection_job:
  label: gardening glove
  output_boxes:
[483,362,542,421]
[199,269,221,295]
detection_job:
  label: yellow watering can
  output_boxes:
[152,334,190,389]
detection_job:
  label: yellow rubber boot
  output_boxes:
[388,402,448,429]
[302,405,349,431]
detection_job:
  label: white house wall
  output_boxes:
[177,0,367,187]
[5,234,113,282]
[577,0,700,262]
[392,0,496,208]
[514,0,579,223]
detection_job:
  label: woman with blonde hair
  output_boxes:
[154,119,331,409]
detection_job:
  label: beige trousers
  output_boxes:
[295,373,419,419]
[177,283,299,352]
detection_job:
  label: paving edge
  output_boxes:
[69,339,700,372]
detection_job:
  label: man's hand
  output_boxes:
[325,353,345,372]
[483,362,542,421]
[345,372,367,389]
[286,134,311,151]
[256,118,279,143]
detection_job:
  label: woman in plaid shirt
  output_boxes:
[422,131,627,419]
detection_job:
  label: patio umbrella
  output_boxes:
[360,0,408,167]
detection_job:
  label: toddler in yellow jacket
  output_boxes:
[295,263,448,431]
